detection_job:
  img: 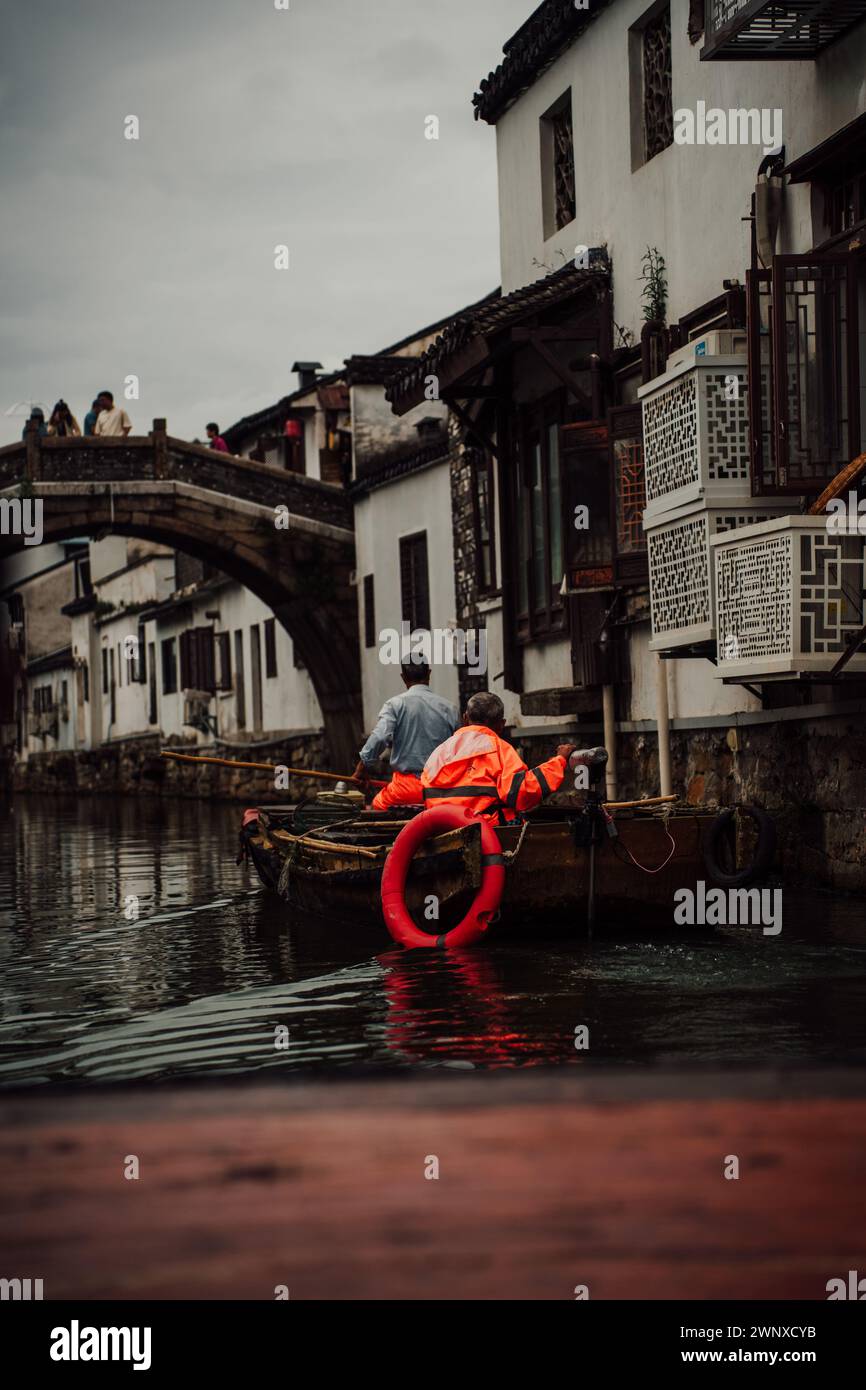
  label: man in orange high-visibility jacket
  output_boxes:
[420,691,576,823]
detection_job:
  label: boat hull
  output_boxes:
[242,805,716,935]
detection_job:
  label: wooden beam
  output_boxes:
[523,333,594,413]
[446,397,500,459]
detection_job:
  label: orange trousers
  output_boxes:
[371,770,424,811]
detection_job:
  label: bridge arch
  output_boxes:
[0,425,363,769]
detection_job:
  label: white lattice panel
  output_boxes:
[647,499,798,651]
[713,518,866,678]
[639,355,752,519]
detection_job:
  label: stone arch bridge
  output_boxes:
[0,421,362,768]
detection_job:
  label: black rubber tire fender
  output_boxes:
[703,805,776,888]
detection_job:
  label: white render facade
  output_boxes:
[465,0,866,739]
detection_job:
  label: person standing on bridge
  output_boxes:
[21,406,47,439]
[83,399,101,436]
[94,390,132,438]
[206,423,229,452]
[353,660,458,811]
[47,400,81,437]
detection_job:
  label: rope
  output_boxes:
[612,808,678,875]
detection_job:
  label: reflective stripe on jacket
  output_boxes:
[419,725,566,822]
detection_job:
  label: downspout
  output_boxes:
[656,654,672,797]
[597,621,617,801]
[602,682,617,801]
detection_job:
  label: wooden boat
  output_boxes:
[239,796,726,934]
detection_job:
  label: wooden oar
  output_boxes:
[605,793,677,810]
[160,750,386,787]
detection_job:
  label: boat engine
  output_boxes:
[568,746,608,788]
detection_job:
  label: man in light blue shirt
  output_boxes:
[353,661,459,810]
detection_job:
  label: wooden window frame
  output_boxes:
[470,451,498,595]
[160,638,176,696]
[514,391,568,644]
[215,632,232,692]
[399,532,431,633]
[264,617,278,679]
[363,574,376,649]
[608,404,648,585]
[748,252,861,494]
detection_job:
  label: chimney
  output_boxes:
[292,360,323,392]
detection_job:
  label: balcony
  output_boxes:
[702,0,866,61]
[712,516,866,679]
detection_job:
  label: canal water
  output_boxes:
[1,796,865,1087]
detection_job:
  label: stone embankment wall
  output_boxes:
[1,732,326,803]
[517,714,866,893]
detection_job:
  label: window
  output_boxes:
[828,169,866,237]
[561,419,613,589]
[179,627,216,692]
[101,647,108,695]
[216,632,232,691]
[399,532,431,632]
[264,618,278,678]
[250,624,263,731]
[514,395,568,639]
[471,453,497,593]
[33,686,53,713]
[161,637,177,695]
[642,5,673,164]
[137,623,146,685]
[233,630,246,728]
[747,254,860,493]
[363,574,376,648]
[82,663,89,703]
[540,91,576,239]
[609,404,648,584]
[74,555,92,599]
[147,642,157,723]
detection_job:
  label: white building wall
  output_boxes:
[487,0,864,728]
[355,461,460,730]
[495,0,866,314]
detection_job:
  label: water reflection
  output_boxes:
[1,796,866,1086]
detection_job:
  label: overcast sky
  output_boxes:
[0,0,531,445]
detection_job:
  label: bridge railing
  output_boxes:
[0,419,353,532]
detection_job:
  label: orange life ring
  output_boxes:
[380,806,505,949]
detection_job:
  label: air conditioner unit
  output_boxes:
[183,690,213,724]
[30,709,58,739]
[664,329,748,375]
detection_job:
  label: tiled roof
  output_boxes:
[349,440,451,498]
[385,253,610,412]
[343,355,409,386]
[473,0,613,126]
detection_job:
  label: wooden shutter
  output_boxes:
[197,627,215,694]
[560,420,613,589]
[363,575,375,648]
[179,629,194,690]
[264,618,277,678]
[400,532,430,630]
[216,633,231,691]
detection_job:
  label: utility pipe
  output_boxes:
[601,684,617,801]
[656,655,673,797]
